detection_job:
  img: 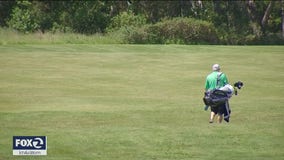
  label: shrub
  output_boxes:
[124,17,219,44]
[107,11,147,32]
[71,1,110,34]
[253,33,284,45]
[7,1,39,33]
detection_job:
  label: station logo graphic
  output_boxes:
[13,136,47,156]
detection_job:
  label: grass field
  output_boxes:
[0,44,283,160]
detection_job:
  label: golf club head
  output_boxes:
[234,81,244,89]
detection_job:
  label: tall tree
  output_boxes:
[282,0,284,38]
[261,1,274,34]
[0,1,16,26]
[246,0,264,37]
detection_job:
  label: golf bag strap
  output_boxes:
[216,72,223,89]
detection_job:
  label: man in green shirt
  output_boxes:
[204,64,229,123]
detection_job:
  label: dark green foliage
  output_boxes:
[107,11,147,32]
[6,1,111,34]
[2,0,283,44]
[0,1,16,26]
[7,1,39,33]
[70,1,110,34]
[124,18,218,44]
[253,33,284,45]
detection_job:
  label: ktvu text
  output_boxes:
[13,136,47,156]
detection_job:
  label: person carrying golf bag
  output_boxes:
[203,64,243,123]
[204,64,230,123]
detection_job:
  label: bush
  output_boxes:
[71,1,110,34]
[253,33,284,45]
[123,17,219,44]
[107,11,147,33]
[216,27,284,45]
[7,1,39,33]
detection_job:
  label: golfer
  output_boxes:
[205,64,229,123]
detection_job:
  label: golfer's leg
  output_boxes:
[217,114,223,123]
[210,111,215,123]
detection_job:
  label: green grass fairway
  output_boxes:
[0,45,283,160]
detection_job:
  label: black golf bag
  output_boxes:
[203,81,244,107]
[203,89,231,122]
[202,81,243,123]
[203,89,229,108]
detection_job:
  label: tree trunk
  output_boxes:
[261,1,274,34]
[246,0,262,37]
[282,0,284,38]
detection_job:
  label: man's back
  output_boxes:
[205,71,228,90]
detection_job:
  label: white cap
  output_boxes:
[212,64,220,71]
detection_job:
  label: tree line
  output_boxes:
[0,0,283,44]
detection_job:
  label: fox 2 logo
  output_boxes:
[13,136,46,150]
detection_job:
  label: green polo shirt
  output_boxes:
[205,71,228,90]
